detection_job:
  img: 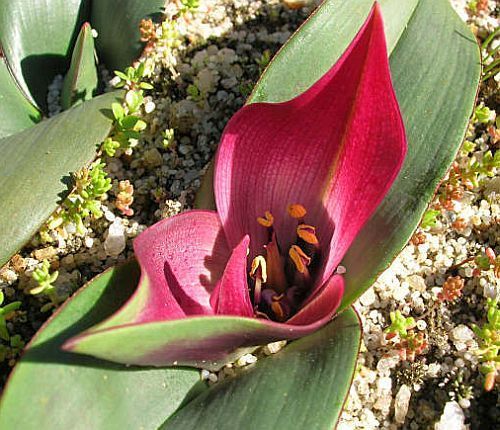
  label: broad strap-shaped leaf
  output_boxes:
[199,0,480,310]
[0,0,89,110]
[90,0,166,71]
[61,22,98,110]
[340,0,480,309]
[63,279,343,370]
[249,0,419,103]
[162,308,361,430]
[0,261,201,430]
[0,57,41,138]
[0,91,123,267]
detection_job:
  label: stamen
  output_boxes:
[257,211,274,228]
[297,224,319,245]
[287,204,307,219]
[289,245,311,273]
[265,233,287,293]
[271,299,286,322]
[250,256,267,282]
[250,256,267,305]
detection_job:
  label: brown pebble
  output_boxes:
[33,247,57,261]
[10,254,26,272]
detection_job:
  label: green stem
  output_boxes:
[483,58,500,74]
[481,27,499,51]
[482,68,499,82]
[484,44,500,61]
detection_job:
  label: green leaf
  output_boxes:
[0,58,41,138]
[340,0,480,309]
[162,308,361,430]
[0,261,201,430]
[111,102,125,120]
[0,0,89,110]
[61,22,99,110]
[198,0,480,309]
[90,0,166,71]
[420,209,441,229]
[0,91,123,267]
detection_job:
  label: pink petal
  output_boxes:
[214,4,406,287]
[127,210,230,323]
[287,275,344,325]
[210,236,254,317]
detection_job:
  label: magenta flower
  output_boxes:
[66,5,406,368]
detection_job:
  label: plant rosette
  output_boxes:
[64,4,406,369]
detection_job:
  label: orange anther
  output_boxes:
[271,295,286,321]
[250,256,267,283]
[287,204,307,219]
[297,224,319,245]
[289,245,311,273]
[257,211,274,228]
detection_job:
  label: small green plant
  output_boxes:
[162,128,175,148]
[179,0,200,14]
[43,158,115,237]
[473,104,491,124]
[31,260,58,295]
[113,63,154,91]
[420,209,440,229]
[104,101,147,156]
[460,150,500,188]
[0,291,21,341]
[31,260,64,312]
[384,311,427,361]
[466,0,478,12]
[0,334,25,366]
[239,81,254,98]
[385,310,416,339]
[473,298,499,391]
[104,63,150,156]
[59,159,112,234]
[187,83,203,102]
[256,49,272,72]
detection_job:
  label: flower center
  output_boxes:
[249,204,320,322]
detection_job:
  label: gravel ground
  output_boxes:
[0,1,498,429]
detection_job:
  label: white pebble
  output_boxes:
[84,236,94,248]
[416,320,427,330]
[144,101,156,113]
[359,288,376,306]
[264,340,286,355]
[236,353,257,367]
[434,401,466,430]
[104,219,126,256]
[394,385,411,424]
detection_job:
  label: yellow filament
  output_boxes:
[257,211,274,228]
[297,224,319,245]
[287,204,307,219]
[250,255,267,283]
[289,245,311,273]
